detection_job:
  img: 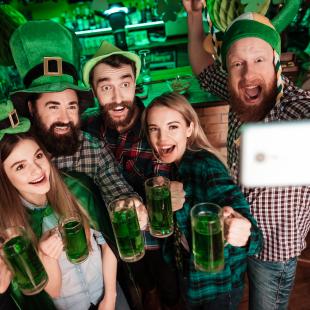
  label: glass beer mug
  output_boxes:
[0,226,48,295]
[190,203,225,272]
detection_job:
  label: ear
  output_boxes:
[186,122,194,138]
[27,101,33,116]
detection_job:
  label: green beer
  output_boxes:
[192,211,224,272]
[146,185,173,237]
[112,208,144,262]
[63,220,89,264]
[3,235,48,295]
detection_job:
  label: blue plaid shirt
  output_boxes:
[171,150,262,305]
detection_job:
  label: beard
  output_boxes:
[31,111,82,157]
[229,77,277,122]
[101,100,135,129]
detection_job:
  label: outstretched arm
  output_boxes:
[183,0,214,75]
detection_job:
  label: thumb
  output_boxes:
[222,206,234,219]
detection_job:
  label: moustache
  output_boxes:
[104,101,132,112]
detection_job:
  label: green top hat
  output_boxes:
[83,41,141,87]
[0,100,30,141]
[9,20,94,117]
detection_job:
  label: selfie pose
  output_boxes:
[142,92,262,309]
[0,101,129,310]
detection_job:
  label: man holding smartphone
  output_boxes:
[183,0,310,309]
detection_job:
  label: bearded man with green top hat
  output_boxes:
[82,41,185,310]
[183,1,310,309]
[9,19,142,207]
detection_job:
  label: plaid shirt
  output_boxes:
[52,131,135,206]
[199,63,310,261]
[83,99,172,249]
[173,150,262,305]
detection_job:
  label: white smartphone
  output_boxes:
[240,121,310,187]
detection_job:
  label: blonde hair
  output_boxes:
[141,92,226,165]
[0,132,91,246]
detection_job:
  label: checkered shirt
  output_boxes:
[172,150,262,305]
[198,63,310,261]
[82,99,172,249]
[52,131,135,206]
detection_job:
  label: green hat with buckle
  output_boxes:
[9,20,94,117]
[0,100,30,141]
[83,40,141,87]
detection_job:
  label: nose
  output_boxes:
[112,88,122,104]
[30,162,42,176]
[158,128,169,142]
[58,107,70,123]
[242,62,256,81]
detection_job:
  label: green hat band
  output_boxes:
[29,74,76,88]
[221,19,281,70]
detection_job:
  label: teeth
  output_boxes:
[114,106,125,111]
[30,175,44,184]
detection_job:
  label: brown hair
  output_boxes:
[141,92,226,165]
[89,54,136,89]
[0,132,91,245]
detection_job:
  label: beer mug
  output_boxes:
[145,176,173,238]
[108,196,145,262]
[0,226,48,295]
[59,212,89,264]
[190,203,225,272]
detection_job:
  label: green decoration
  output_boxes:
[157,0,182,22]
[0,4,27,66]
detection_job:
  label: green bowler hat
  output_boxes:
[83,41,141,87]
[0,100,30,141]
[9,20,94,117]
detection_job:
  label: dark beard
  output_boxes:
[101,101,135,129]
[31,112,82,156]
[229,78,277,122]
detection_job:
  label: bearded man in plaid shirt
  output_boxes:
[184,1,310,309]
[82,41,185,309]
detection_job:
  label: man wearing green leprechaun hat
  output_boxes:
[81,41,184,310]
[183,1,310,309]
[8,20,142,206]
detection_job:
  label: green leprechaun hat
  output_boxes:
[9,20,94,117]
[0,99,30,141]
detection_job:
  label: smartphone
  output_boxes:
[240,121,310,187]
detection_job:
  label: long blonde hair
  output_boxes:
[141,92,226,165]
[0,132,91,245]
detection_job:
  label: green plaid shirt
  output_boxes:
[172,150,262,305]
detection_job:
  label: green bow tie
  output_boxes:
[27,206,53,238]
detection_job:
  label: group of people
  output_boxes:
[0,0,309,309]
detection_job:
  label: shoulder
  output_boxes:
[80,131,107,148]
[180,150,227,175]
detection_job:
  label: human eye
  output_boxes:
[68,104,78,110]
[36,151,45,159]
[255,57,264,63]
[100,85,112,92]
[169,124,178,130]
[48,105,58,110]
[121,82,131,88]
[16,164,24,171]
[148,126,158,133]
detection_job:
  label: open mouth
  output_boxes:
[158,145,175,156]
[112,105,127,113]
[54,126,71,134]
[244,85,262,101]
[29,175,46,185]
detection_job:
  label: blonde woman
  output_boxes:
[142,92,262,309]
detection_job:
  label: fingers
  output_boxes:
[224,217,251,247]
[170,181,185,211]
[135,204,148,230]
[0,257,12,293]
[39,230,64,259]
